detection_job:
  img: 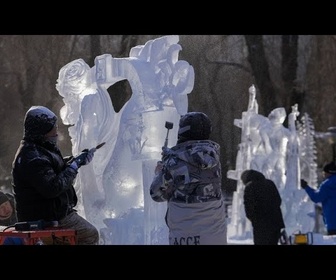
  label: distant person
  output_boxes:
[301,161,336,235]
[150,112,227,245]
[0,191,17,226]
[11,105,99,245]
[241,169,286,245]
[0,191,25,245]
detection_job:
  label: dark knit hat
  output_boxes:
[323,161,336,174]
[23,106,57,139]
[0,192,9,205]
[241,169,265,185]
[177,112,212,144]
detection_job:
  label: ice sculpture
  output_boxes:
[227,85,317,242]
[56,58,118,230]
[56,35,195,244]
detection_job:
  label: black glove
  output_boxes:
[73,149,94,168]
[300,179,308,189]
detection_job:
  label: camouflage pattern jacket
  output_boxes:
[150,139,227,245]
[150,140,222,203]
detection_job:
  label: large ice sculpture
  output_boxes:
[227,85,317,242]
[55,35,195,244]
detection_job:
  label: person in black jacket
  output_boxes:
[11,106,99,245]
[241,169,285,245]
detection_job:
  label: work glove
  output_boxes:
[161,146,173,161]
[300,179,308,189]
[154,161,164,175]
[73,149,94,168]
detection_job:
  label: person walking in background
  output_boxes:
[241,169,286,245]
[301,161,336,235]
[0,191,17,226]
[150,112,227,245]
[11,106,99,245]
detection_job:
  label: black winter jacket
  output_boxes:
[12,140,78,222]
[242,169,285,231]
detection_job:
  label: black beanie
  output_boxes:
[323,162,336,174]
[23,106,57,139]
[0,192,9,205]
[177,112,212,143]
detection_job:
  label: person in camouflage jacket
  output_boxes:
[150,112,227,245]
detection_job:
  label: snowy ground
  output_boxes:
[228,233,336,245]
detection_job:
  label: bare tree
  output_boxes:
[244,35,277,115]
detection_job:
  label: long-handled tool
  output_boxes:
[90,142,106,153]
[164,122,174,148]
[72,142,106,167]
